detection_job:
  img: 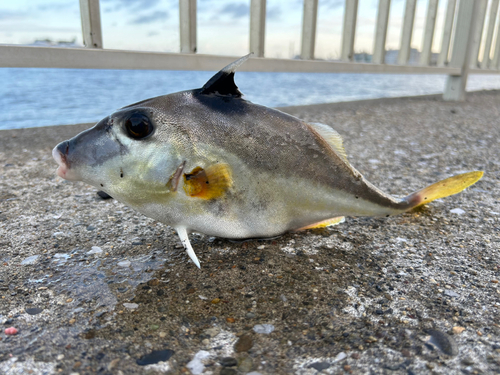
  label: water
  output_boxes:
[2,68,500,130]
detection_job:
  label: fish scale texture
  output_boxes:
[0,90,499,374]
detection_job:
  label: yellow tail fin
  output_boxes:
[405,171,483,209]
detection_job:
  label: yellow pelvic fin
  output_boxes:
[295,216,345,231]
[405,171,484,209]
[307,122,349,163]
[183,163,233,200]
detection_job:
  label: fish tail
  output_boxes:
[403,171,483,210]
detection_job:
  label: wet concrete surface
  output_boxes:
[0,91,499,374]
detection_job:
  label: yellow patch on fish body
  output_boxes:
[183,164,233,200]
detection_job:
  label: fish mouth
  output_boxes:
[52,141,79,181]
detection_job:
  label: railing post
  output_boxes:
[420,0,439,66]
[481,0,500,69]
[341,0,358,62]
[79,0,103,48]
[469,0,488,68]
[372,0,391,64]
[398,0,416,65]
[437,0,457,66]
[179,0,197,53]
[301,0,318,60]
[493,11,500,69]
[443,0,480,101]
[250,0,266,57]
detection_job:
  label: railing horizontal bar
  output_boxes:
[0,46,463,74]
[469,68,500,74]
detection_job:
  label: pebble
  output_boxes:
[211,298,221,304]
[5,327,18,335]
[148,279,160,286]
[462,356,474,365]
[308,362,331,371]
[334,352,347,362]
[234,334,253,352]
[220,357,237,367]
[220,369,237,375]
[108,358,120,370]
[25,307,43,315]
[253,324,275,334]
[226,317,235,323]
[87,246,102,255]
[57,354,64,360]
[450,208,465,215]
[117,260,131,267]
[136,349,175,366]
[21,255,39,265]
[245,312,256,319]
[186,350,210,375]
[428,329,458,356]
[247,372,263,375]
[452,326,465,335]
[123,303,139,309]
[205,327,220,337]
[238,357,253,372]
[444,290,460,298]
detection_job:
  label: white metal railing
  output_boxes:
[1,0,500,101]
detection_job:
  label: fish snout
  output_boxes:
[52,140,79,181]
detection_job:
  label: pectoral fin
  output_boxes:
[295,216,345,231]
[176,226,201,268]
[183,164,233,200]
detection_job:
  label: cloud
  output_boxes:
[267,5,282,21]
[0,9,28,21]
[321,0,344,9]
[131,10,169,24]
[219,2,249,19]
[37,2,78,12]
[102,0,161,12]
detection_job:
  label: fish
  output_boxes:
[52,54,483,268]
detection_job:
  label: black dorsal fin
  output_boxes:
[200,54,252,97]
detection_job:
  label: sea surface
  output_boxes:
[2,68,500,130]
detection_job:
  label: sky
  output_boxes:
[0,0,496,60]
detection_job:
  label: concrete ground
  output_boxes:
[0,91,499,375]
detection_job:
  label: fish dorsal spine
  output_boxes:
[200,54,252,97]
[307,122,349,163]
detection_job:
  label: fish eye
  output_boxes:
[124,113,153,139]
